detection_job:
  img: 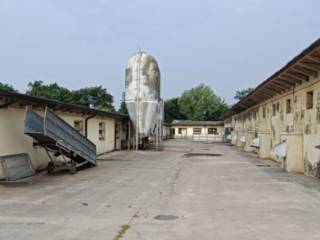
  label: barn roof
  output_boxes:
[0,90,128,119]
[226,38,320,118]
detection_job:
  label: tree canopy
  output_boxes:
[118,92,128,115]
[165,84,228,122]
[234,87,254,100]
[0,82,17,92]
[164,97,186,123]
[26,80,115,112]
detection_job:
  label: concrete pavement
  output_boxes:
[1,139,320,239]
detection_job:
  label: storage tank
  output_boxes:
[125,52,161,143]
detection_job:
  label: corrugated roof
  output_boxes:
[169,120,224,126]
[226,38,320,118]
[0,90,128,119]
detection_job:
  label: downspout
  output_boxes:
[114,121,117,150]
[84,113,97,138]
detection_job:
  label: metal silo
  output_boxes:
[125,52,162,149]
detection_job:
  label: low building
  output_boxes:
[166,120,225,140]
[225,38,320,177]
[0,91,129,174]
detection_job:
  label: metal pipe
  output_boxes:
[84,113,96,138]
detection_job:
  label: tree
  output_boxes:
[118,92,128,115]
[27,80,72,102]
[26,80,115,112]
[179,84,228,121]
[0,82,17,92]
[72,86,115,112]
[234,87,254,100]
[164,97,186,123]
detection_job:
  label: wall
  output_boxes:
[227,74,320,177]
[87,118,115,154]
[0,108,48,174]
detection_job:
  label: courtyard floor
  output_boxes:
[1,139,320,239]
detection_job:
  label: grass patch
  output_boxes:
[114,224,130,240]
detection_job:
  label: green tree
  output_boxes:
[179,84,228,121]
[234,87,254,100]
[0,82,17,92]
[72,86,115,112]
[118,92,128,115]
[26,80,115,112]
[164,97,186,123]
[26,80,72,102]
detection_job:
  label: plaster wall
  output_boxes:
[226,74,320,177]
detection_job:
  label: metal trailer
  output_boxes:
[24,107,97,174]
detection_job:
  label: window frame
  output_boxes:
[99,122,106,140]
[208,127,218,135]
[178,128,187,134]
[286,99,291,114]
[74,120,84,134]
[193,128,202,135]
[306,91,314,110]
[272,104,276,116]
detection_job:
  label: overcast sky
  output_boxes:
[0,0,319,108]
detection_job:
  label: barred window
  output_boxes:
[74,120,84,134]
[193,128,202,135]
[208,128,218,135]
[306,91,313,109]
[99,122,105,140]
[286,99,291,113]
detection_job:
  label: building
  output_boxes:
[166,120,225,140]
[0,91,129,175]
[225,38,320,177]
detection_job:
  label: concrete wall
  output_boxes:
[0,106,121,178]
[226,74,320,177]
[0,108,49,171]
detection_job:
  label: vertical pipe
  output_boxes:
[128,120,131,150]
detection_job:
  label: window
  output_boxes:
[115,123,120,139]
[286,99,291,113]
[272,104,276,116]
[170,128,175,135]
[306,91,314,109]
[208,128,218,135]
[74,120,84,134]
[276,102,280,111]
[262,107,266,119]
[178,128,187,134]
[193,128,202,135]
[99,122,105,140]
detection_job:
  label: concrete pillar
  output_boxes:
[231,131,237,145]
[236,132,245,148]
[244,130,256,152]
[286,132,304,173]
[259,131,272,159]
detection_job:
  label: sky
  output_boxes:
[0,0,319,108]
